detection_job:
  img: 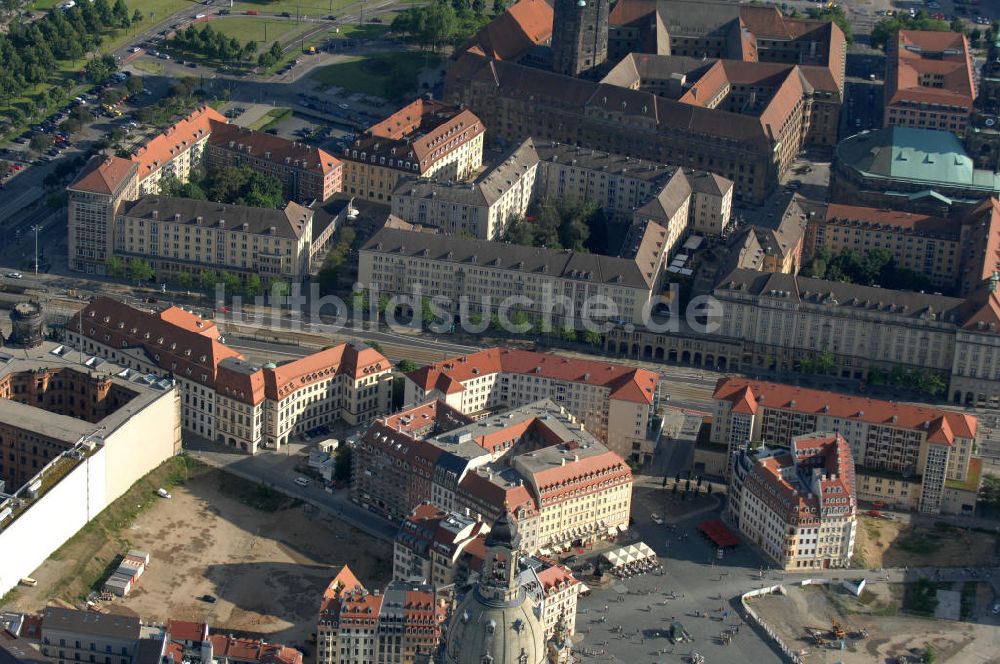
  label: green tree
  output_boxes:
[244,273,262,297]
[979,475,1000,511]
[177,271,194,289]
[583,329,603,346]
[125,74,143,95]
[29,133,52,153]
[924,647,936,664]
[270,280,290,298]
[397,359,420,373]
[128,258,154,282]
[222,271,241,294]
[871,15,951,51]
[105,256,125,277]
[132,8,143,25]
[199,269,219,291]
[504,217,533,245]
[559,326,577,342]
[333,444,353,483]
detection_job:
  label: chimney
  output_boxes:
[151,210,159,220]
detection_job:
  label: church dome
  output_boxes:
[443,587,546,664]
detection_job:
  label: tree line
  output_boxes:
[106,255,290,298]
[1,0,140,116]
[168,24,262,65]
[161,164,285,209]
[390,0,498,52]
[504,200,607,253]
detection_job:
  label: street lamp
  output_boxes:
[31,224,42,275]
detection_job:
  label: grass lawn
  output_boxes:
[229,0,357,18]
[309,50,439,96]
[248,106,291,130]
[331,21,391,39]
[132,58,164,74]
[210,16,299,43]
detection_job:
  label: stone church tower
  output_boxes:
[550,0,609,77]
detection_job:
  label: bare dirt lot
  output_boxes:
[854,515,998,568]
[3,458,392,646]
[750,583,1000,664]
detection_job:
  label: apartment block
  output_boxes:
[341,99,485,203]
[68,107,343,275]
[808,203,962,288]
[729,432,857,571]
[390,139,539,240]
[404,347,659,460]
[205,122,342,203]
[40,609,146,664]
[132,107,226,195]
[358,217,673,328]
[115,196,314,283]
[67,157,140,274]
[352,399,633,555]
[885,30,976,137]
[64,298,392,453]
[317,567,447,664]
[393,504,490,587]
[712,377,979,514]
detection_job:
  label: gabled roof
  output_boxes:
[407,348,660,404]
[207,120,340,175]
[887,30,975,109]
[714,377,977,443]
[132,106,226,179]
[68,156,137,195]
[459,0,553,61]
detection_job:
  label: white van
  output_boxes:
[20,577,37,587]
[294,477,311,487]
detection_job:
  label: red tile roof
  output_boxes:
[69,156,137,195]
[74,297,241,386]
[714,377,977,443]
[825,203,956,237]
[887,30,975,109]
[166,620,208,643]
[408,348,659,404]
[531,450,632,504]
[207,120,340,175]
[263,342,389,401]
[536,563,578,593]
[459,0,553,61]
[132,106,226,179]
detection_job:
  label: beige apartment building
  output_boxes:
[352,399,633,556]
[317,567,447,664]
[808,203,962,289]
[358,218,673,328]
[712,377,979,514]
[115,196,314,283]
[404,347,659,460]
[132,106,226,195]
[65,298,392,453]
[67,157,140,273]
[341,99,485,203]
[729,433,857,571]
[391,139,539,240]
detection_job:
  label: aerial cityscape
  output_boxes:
[1,0,1000,661]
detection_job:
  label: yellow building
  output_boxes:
[115,196,314,283]
[342,99,485,203]
[67,157,140,274]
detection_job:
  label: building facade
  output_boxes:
[67,157,140,274]
[391,139,539,240]
[205,122,342,203]
[353,399,633,555]
[358,217,673,328]
[316,567,447,664]
[393,504,490,587]
[341,99,485,203]
[404,347,659,460]
[132,107,225,195]
[884,30,976,137]
[64,298,392,453]
[712,377,978,514]
[729,433,857,571]
[115,196,314,283]
[550,0,609,77]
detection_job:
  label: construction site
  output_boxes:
[749,581,1000,663]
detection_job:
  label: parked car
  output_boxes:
[651,513,664,525]
[156,488,172,499]
[5,272,23,279]
[200,594,217,603]
[294,476,311,487]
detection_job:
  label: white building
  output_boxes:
[728,432,857,571]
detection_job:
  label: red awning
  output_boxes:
[698,519,739,548]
